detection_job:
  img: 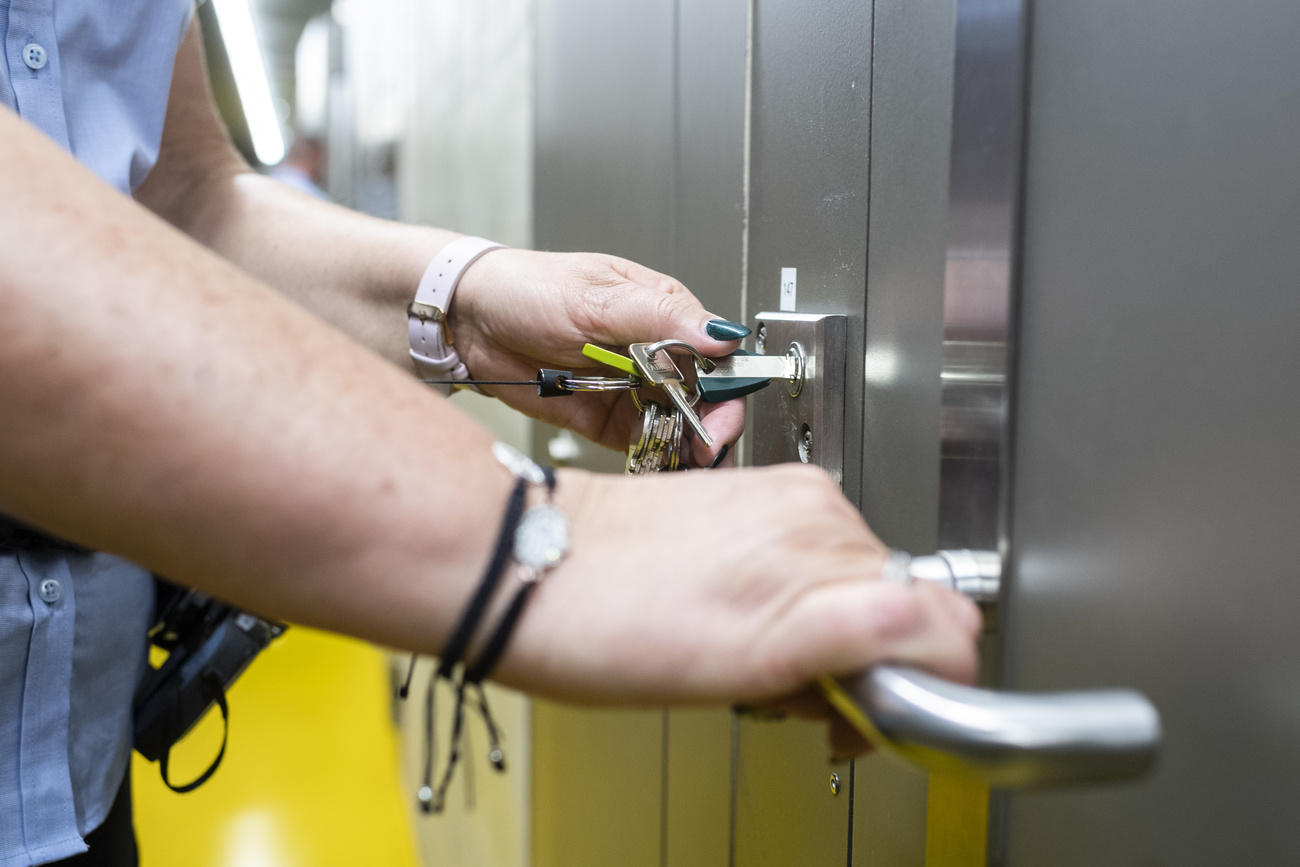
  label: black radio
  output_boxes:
[133,581,286,792]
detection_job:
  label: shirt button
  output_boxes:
[22,43,48,71]
[39,578,62,604]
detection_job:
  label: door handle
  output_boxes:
[819,551,1162,787]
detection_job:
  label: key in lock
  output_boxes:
[628,342,713,448]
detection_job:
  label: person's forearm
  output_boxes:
[148,171,456,368]
[133,23,456,367]
[0,104,523,654]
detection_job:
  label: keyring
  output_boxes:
[643,339,717,374]
[559,375,641,393]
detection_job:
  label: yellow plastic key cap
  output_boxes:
[581,343,638,375]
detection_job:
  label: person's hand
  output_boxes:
[492,463,983,756]
[450,249,745,466]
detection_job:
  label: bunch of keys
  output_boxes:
[625,399,685,474]
[426,331,799,474]
[547,338,800,475]
[567,340,714,474]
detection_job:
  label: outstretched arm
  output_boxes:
[134,23,745,461]
[0,100,508,657]
[0,27,979,744]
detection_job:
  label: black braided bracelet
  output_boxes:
[436,477,529,680]
[425,466,560,810]
[403,475,530,813]
[406,449,567,815]
[464,466,557,685]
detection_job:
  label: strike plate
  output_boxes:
[749,312,846,485]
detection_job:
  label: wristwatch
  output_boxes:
[492,442,570,581]
[408,236,507,394]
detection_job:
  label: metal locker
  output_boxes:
[662,1,750,865]
[527,0,1286,862]
[733,1,873,863]
[532,2,676,864]
[738,0,965,863]
[996,0,1300,862]
[532,1,748,864]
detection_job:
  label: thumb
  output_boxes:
[592,260,749,356]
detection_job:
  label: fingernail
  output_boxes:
[706,319,751,340]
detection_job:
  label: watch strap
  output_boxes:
[408,236,507,394]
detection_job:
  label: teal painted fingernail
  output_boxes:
[706,319,751,340]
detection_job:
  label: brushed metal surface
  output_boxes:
[736,5,874,862]
[841,667,1161,787]
[750,313,847,483]
[852,2,960,863]
[534,3,750,865]
[731,718,853,867]
[936,1,1029,857]
[529,702,664,867]
[531,3,674,863]
[744,0,872,504]
[672,0,748,320]
[533,1,675,267]
[1002,0,1300,863]
[938,0,1028,557]
[663,3,749,866]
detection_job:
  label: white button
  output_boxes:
[39,578,62,604]
[22,43,48,71]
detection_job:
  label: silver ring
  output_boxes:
[560,375,641,393]
[644,339,717,374]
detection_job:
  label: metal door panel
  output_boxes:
[673,0,748,319]
[853,0,955,859]
[732,720,853,866]
[663,709,732,867]
[745,0,874,506]
[530,702,664,867]
[737,1,873,862]
[531,4,674,862]
[533,0,675,267]
[1001,1,1300,863]
[664,1,749,864]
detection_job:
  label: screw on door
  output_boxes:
[798,424,813,464]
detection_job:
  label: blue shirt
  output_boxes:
[1,2,193,864]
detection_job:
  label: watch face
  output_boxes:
[514,504,569,573]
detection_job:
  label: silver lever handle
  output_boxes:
[821,551,1162,787]
[834,666,1161,787]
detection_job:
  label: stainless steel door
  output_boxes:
[532,3,676,864]
[735,1,873,862]
[999,0,1300,863]
[532,1,748,864]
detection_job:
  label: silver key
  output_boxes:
[625,401,685,474]
[628,343,713,448]
[626,402,660,474]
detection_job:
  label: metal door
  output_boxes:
[740,0,963,863]
[735,1,878,862]
[997,0,1300,863]
[532,3,676,864]
[662,2,749,865]
[532,1,750,864]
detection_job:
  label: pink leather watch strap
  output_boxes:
[408,236,507,394]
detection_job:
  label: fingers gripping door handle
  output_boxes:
[819,551,1162,787]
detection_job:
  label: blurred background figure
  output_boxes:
[268,133,328,198]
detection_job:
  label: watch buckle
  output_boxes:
[407,300,446,322]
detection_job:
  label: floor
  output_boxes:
[131,626,419,867]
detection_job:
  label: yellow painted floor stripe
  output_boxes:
[132,627,419,867]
